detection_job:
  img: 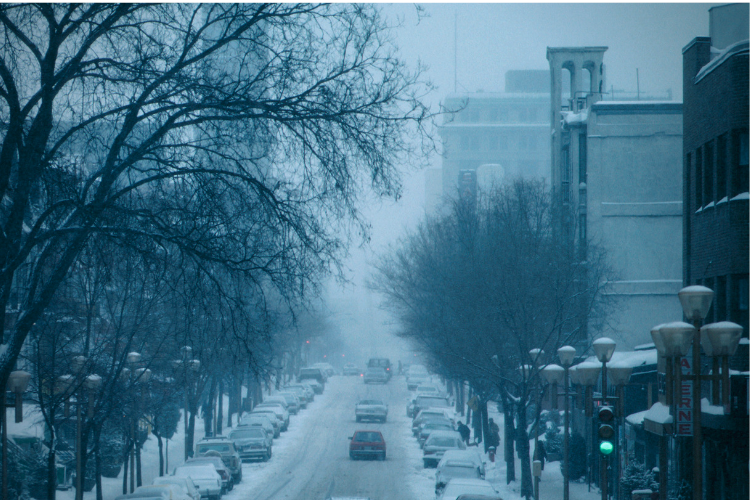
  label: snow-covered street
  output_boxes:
[10,373,611,500]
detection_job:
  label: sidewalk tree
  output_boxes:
[0,2,432,399]
[373,179,612,499]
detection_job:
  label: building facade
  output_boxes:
[435,70,551,210]
[680,4,749,499]
[547,47,685,350]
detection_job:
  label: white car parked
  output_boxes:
[173,465,222,500]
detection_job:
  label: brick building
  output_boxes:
[681,4,749,499]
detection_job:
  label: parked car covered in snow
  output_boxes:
[186,455,234,492]
[152,477,201,500]
[172,464,222,500]
[435,478,499,500]
[194,437,242,484]
[422,430,465,467]
[229,426,273,461]
[239,414,277,438]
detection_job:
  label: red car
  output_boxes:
[349,430,386,460]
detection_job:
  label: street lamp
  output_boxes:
[528,348,544,500]
[2,370,31,500]
[677,285,712,500]
[607,362,632,500]
[558,345,577,500]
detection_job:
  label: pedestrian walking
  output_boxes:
[457,420,471,444]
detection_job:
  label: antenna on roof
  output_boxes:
[454,11,457,93]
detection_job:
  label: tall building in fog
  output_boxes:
[429,70,551,213]
[547,47,684,349]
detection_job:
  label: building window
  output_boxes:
[561,147,570,204]
[717,134,727,201]
[732,130,749,197]
[739,277,749,312]
[716,275,727,321]
[579,134,587,183]
[704,140,714,204]
[578,214,587,259]
[695,147,703,208]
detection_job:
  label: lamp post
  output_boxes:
[528,348,545,500]
[677,285,712,500]
[558,346,577,500]
[652,286,742,500]
[607,363,633,500]
[1,370,31,500]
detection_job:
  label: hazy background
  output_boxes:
[323,3,715,365]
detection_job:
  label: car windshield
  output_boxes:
[359,400,383,405]
[230,428,265,439]
[197,443,230,453]
[354,432,382,443]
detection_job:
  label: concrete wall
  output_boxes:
[586,102,684,348]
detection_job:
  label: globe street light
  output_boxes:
[558,346,577,500]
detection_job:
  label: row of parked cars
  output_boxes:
[115,365,333,500]
[403,365,502,500]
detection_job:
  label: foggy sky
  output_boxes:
[324,3,715,364]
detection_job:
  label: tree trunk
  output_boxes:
[503,394,516,484]
[217,379,223,435]
[157,433,164,477]
[205,377,216,437]
[481,400,490,453]
[92,424,103,500]
[47,439,57,500]
[136,422,143,487]
[122,439,130,495]
[517,398,534,499]
[187,401,197,458]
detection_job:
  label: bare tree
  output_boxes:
[0,3,432,397]
[373,179,613,499]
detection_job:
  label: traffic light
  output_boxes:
[598,406,615,456]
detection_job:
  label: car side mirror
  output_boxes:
[348,436,353,440]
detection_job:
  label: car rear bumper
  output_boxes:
[350,449,385,458]
[238,449,269,459]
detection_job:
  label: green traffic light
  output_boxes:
[599,441,614,455]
